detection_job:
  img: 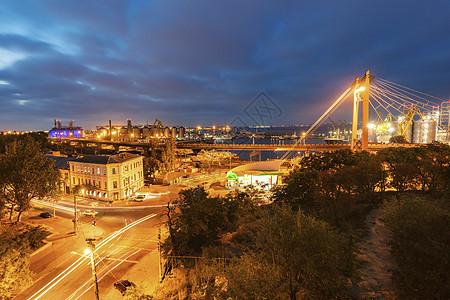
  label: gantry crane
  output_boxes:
[145,119,164,140]
[397,105,423,137]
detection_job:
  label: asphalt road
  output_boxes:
[15,200,166,300]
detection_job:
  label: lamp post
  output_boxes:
[158,226,162,281]
[73,194,78,234]
[85,240,100,300]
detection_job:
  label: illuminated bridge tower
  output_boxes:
[351,70,371,151]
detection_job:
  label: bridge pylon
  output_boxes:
[351,70,371,151]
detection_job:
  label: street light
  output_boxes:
[85,242,100,300]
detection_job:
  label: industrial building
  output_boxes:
[49,120,83,138]
[95,119,185,141]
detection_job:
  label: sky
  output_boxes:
[0,0,449,131]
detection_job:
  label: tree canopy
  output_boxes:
[0,137,60,222]
[383,196,450,299]
[226,205,358,299]
[0,225,50,298]
[163,187,255,257]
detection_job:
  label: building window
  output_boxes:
[98,181,101,188]
[72,165,74,172]
[78,178,81,185]
[113,181,118,189]
[112,168,117,174]
[113,192,118,200]
[97,167,100,175]
[73,177,76,184]
[105,182,107,189]
[92,167,95,173]
[103,168,106,175]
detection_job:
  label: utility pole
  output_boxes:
[158,225,162,281]
[73,195,78,234]
[86,239,100,300]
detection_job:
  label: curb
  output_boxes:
[31,240,53,257]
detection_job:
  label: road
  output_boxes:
[15,199,166,300]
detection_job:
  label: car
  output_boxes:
[134,195,146,202]
[83,210,98,216]
[114,280,135,295]
[39,212,52,218]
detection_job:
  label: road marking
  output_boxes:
[116,245,155,251]
[103,257,139,263]
[27,213,156,300]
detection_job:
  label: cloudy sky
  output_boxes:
[1,1,449,131]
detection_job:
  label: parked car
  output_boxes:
[83,210,98,216]
[134,195,146,202]
[39,212,52,218]
[114,280,135,295]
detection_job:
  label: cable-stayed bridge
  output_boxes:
[50,71,449,157]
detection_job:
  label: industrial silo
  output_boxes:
[119,126,127,135]
[132,127,140,139]
[178,126,185,138]
[164,127,170,138]
[171,127,178,138]
[413,116,437,143]
[142,126,150,137]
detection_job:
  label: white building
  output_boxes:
[69,153,144,201]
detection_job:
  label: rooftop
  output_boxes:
[44,155,78,170]
[71,152,142,165]
[227,160,285,177]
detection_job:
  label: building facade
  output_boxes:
[68,153,144,201]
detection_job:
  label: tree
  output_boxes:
[274,150,384,229]
[225,205,358,299]
[159,138,176,176]
[0,225,50,298]
[378,147,421,192]
[383,196,450,299]
[415,143,450,192]
[163,187,254,257]
[389,135,408,144]
[0,137,60,222]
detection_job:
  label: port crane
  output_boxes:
[145,119,164,140]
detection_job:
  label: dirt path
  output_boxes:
[353,208,395,299]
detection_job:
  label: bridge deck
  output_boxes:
[49,137,418,152]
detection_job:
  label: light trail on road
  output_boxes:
[68,249,141,300]
[31,199,77,213]
[27,213,157,300]
[32,198,168,210]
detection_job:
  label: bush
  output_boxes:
[383,196,450,299]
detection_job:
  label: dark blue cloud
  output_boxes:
[0,0,449,131]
